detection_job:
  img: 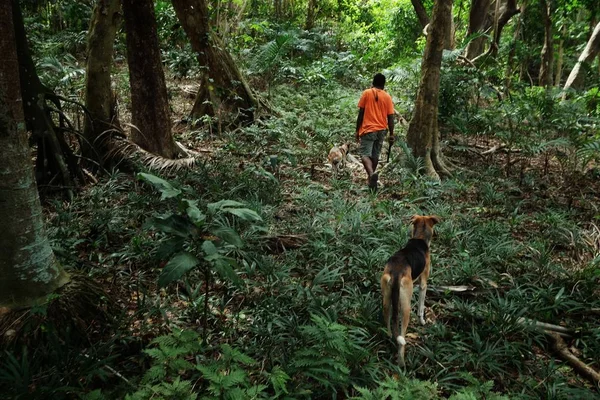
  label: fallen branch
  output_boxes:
[517,317,572,335]
[546,331,600,388]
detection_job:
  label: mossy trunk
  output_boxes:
[0,1,69,311]
[12,0,78,196]
[82,0,121,170]
[172,0,256,128]
[407,0,453,180]
[122,0,180,158]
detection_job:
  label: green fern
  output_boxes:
[141,329,201,384]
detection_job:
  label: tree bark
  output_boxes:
[82,0,122,170]
[538,0,554,87]
[554,23,566,86]
[465,0,492,60]
[12,0,79,196]
[0,0,69,311]
[490,0,519,57]
[122,0,180,158]
[563,21,600,93]
[504,0,524,93]
[407,0,454,181]
[411,0,430,29]
[469,0,520,63]
[171,0,256,128]
[305,0,317,30]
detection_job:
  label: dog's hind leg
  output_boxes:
[418,263,430,325]
[397,276,413,367]
[380,273,393,337]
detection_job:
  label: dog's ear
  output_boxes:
[429,215,441,225]
[410,215,420,224]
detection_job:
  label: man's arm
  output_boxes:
[387,114,395,143]
[356,108,365,142]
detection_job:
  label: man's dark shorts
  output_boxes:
[359,130,386,159]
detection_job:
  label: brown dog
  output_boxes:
[381,215,440,367]
[328,143,348,176]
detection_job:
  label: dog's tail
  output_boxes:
[390,272,404,346]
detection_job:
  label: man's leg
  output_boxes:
[359,133,376,184]
[361,156,375,179]
[371,130,385,173]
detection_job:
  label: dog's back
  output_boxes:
[386,239,427,280]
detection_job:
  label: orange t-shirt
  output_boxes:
[357,88,394,136]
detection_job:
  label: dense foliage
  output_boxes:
[1,0,600,399]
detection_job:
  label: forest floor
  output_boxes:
[33,77,600,399]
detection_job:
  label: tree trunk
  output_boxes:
[122,0,180,158]
[411,0,430,29]
[465,0,492,60]
[0,0,69,311]
[82,0,122,170]
[172,0,256,128]
[305,0,317,30]
[563,21,600,93]
[407,0,453,181]
[490,0,519,57]
[470,0,520,63]
[538,0,554,87]
[554,23,566,86]
[12,0,79,196]
[504,0,525,93]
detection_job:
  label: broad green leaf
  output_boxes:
[137,172,181,200]
[222,208,262,222]
[207,199,246,214]
[212,257,242,286]
[212,226,243,247]
[202,240,218,256]
[158,252,199,287]
[146,214,197,237]
[156,237,185,260]
[182,199,206,226]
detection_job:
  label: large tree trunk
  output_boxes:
[490,0,519,57]
[407,0,453,181]
[563,22,600,93]
[121,0,180,158]
[0,0,69,311]
[305,0,317,30]
[171,0,256,129]
[411,0,430,29]
[82,0,122,170]
[12,0,80,197]
[538,0,554,87]
[465,0,492,60]
[469,0,520,62]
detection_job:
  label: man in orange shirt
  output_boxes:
[356,73,395,191]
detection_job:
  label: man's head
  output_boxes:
[372,73,386,89]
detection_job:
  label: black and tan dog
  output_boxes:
[328,143,348,176]
[381,215,440,366]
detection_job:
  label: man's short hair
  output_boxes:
[372,73,386,88]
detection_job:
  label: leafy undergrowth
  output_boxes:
[2,81,600,400]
